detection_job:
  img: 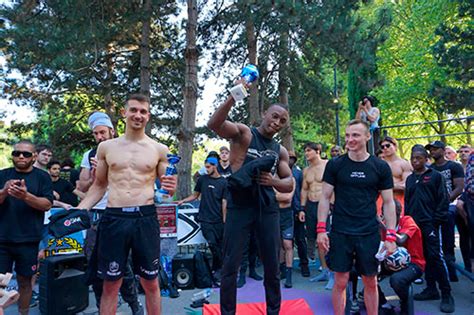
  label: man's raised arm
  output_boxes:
[207,95,243,140]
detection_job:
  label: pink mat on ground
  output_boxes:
[203,298,314,315]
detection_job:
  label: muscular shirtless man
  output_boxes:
[78,94,177,315]
[300,143,327,256]
[208,84,293,315]
[379,136,412,211]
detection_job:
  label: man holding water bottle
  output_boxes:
[208,65,294,315]
[78,94,177,315]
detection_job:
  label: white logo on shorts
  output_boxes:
[107,261,121,276]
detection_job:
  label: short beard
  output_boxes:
[14,160,34,170]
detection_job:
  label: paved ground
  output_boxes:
[4,249,473,314]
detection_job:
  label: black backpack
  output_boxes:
[193,251,213,288]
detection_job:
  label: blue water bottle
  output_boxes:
[158,154,181,195]
[241,64,259,84]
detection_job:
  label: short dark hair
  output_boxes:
[219,146,229,153]
[303,142,322,153]
[47,159,61,169]
[126,94,150,105]
[411,144,428,158]
[459,144,471,151]
[36,144,52,154]
[14,140,35,151]
[347,119,370,132]
[61,158,75,168]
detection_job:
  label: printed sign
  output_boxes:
[157,204,178,238]
[177,204,207,246]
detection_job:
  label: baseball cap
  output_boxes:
[425,140,446,150]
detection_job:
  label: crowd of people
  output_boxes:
[0,87,472,315]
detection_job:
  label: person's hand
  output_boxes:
[384,240,397,255]
[1,180,18,196]
[358,101,364,109]
[175,200,184,206]
[53,191,60,200]
[90,157,98,169]
[456,202,469,226]
[258,171,274,187]
[298,211,305,222]
[7,179,28,200]
[160,175,178,195]
[317,232,330,254]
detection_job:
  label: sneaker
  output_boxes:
[300,264,310,277]
[414,287,440,301]
[284,267,293,288]
[309,268,329,282]
[440,293,455,313]
[448,269,458,282]
[414,278,423,285]
[325,272,334,290]
[350,300,360,313]
[29,291,39,308]
[249,268,263,281]
[236,272,246,288]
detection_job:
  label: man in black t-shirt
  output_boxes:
[177,157,228,280]
[317,120,397,315]
[218,146,233,178]
[0,140,53,315]
[47,160,84,208]
[425,140,464,282]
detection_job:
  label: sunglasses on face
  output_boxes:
[381,144,392,150]
[12,150,33,158]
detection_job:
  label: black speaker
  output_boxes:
[39,254,88,315]
[172,253,194,290]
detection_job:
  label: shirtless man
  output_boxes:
[379,136,412,211]
[208,83,293,315]
[300,142,333,286]
[78,94,177,315]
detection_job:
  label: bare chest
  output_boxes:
[106,148,158,174]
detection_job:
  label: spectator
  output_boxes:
[406,145,454,313]
[355,95,380,153]
[60,158,80,188]
[0,140,54,315]
[288,151,310,277]
[33,144,53,172]
[177,156,228,284]
[425,140,464,282]
[329,145,343,159]
[444,146,458,162]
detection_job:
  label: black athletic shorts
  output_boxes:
[97,205,160,281]
[328,231,380,276]
[279,207,294,240]
[0,241,40,277]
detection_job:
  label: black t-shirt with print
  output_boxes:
[429,161,464,196]
[323,154,393,235]
[0,167,54,242]
[194,175,228,223]
[52,178,78,207]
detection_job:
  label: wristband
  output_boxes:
[386,229,397,242]
[316,222,327,233]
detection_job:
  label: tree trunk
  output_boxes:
[177,0,198,199]
[104,43,117,130]
[245,8,259,127]
[278,29,294,152]
[140,0,152,135]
